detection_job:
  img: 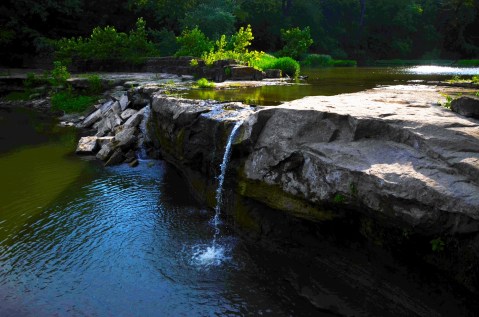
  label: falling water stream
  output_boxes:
[191,120,243,267]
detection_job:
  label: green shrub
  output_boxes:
[55,18,158,64]
[199,25,264,67]
[457,59,479,67]
[472,75,479,84]
[51,91,97,113]
[196,78,215,88]
[24,72,39,89]
[251,53,276,70]
[251,54,300,77]
[331,59,357,67]
[86,74,102,94]
[49,61,70,87]
[176,27,214,57]
[301,54,333,67]
[279,27,313,60]
[271,57,300,77]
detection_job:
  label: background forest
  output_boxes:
[1,0,478,66]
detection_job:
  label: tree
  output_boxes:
[181,0,237,39]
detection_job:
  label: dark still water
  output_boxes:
[0,108,325,316]
[0,107,475,316]
[182,66,479,105]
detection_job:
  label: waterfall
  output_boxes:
[137,104,151,160]
[191,120,242,267]
[212,120,243,246]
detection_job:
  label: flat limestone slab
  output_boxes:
[243,85,479,233]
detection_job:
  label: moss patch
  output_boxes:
[237,178,335,221]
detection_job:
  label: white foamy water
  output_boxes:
[190,245,230,268]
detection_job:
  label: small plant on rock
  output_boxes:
[196,78,215,88]
[430,237,445,252]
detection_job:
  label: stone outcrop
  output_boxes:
[451,96,479,119]
[69,57,279,82]
[75,90,151,165]
[150,87,479,237]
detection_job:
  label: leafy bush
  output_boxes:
[200,25,264,67]
[301,54,333,67]
[86,74,103,94]
[472,75,479,84]
[176,27,214,57]
[271,57,300,77]
[196,78,215,88]
[251,54,300,77]
[51,91,97,113]
[279,27,313,60]
[55,18,159,64]
[49,61,70,86]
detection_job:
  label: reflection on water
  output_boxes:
[182,66,479,106]
[406,65,479,76]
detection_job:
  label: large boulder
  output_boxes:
[115,126,137,150]
[76,136,99,154]
[124,107,145,128]
[121,109,138,121]
[150,88,479,235]
[80,108,102,128]
[451,96,479,119]
[230,66,264,81]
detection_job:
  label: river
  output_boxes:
[1,66,478,316]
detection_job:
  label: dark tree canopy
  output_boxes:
[1,0,478,66]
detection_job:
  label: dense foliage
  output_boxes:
[1,0,478,66]
[55,18,158,64]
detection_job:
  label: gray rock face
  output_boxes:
[150,87,479,235]
[115,126,137,150]
[81,108,102,128]
[124,108,145,128]
[105,148,125,166]
[230,66,264,81]
[451,96,479,119]
[121,109,138,120]
[96,142,115,161]
[119,94,129,111]
[76,136,99,154]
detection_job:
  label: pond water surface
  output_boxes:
[182,66,479,105]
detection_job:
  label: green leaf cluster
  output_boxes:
[55,18,159,64]
[175,27,214,57]
[279,27,314,60]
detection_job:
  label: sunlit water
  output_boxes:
[182,66,479,105]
